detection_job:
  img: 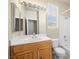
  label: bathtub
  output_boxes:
[61,42,70,56]
[61,45,70,59]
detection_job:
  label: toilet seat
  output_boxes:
[54,47,65,56]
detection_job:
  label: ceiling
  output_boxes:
[56,0,70,5]
[48,0,70,6]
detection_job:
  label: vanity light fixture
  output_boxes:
[15,0,46,11]
[20,1,27,6]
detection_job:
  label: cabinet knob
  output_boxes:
[40,56,42,59]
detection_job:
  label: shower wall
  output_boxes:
[59,16,70,51]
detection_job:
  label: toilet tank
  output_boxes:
[51,39,59,48]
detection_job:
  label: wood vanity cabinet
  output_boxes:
[10,40,52,59]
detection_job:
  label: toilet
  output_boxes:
[52,39,65,59]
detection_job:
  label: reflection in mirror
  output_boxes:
[25,19,27,35]
[25,19,38,35]
[28,20,37,35]
[15,18,19,31]
[15,18,23,32]
[20,19,23,31]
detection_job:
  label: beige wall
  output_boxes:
[47,27,58,38]
[39,10,47,34]
[25,9,37,20]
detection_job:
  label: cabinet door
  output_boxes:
[38,47,52,59]
[14,50,37,59]
[14,55,24,59]
[14,53,32,59]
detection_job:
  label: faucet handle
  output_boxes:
[33,33,35,35]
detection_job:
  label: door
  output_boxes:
[38,47,52,59]
[14,50,37,59]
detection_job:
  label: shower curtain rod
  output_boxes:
[61,9,70,14]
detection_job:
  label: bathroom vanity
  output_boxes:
[10,35,52,59]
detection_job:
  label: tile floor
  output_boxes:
[64,54,70,59]
[53,53,70,59]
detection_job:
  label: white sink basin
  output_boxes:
[9,34,50,46]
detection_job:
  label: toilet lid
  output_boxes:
[54,47,65,54]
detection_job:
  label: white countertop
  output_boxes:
[9,34,51,46]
